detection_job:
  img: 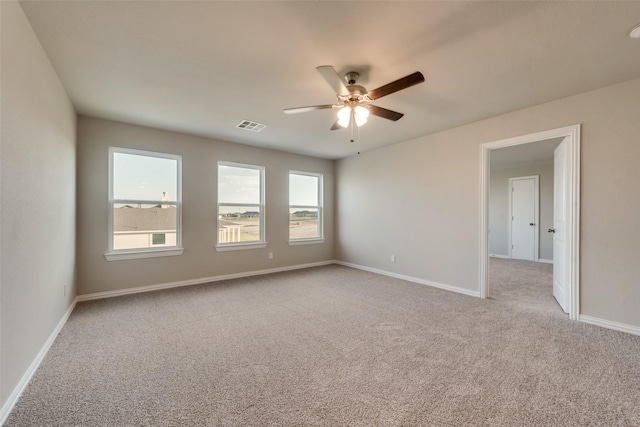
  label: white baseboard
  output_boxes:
[335,261,480,298]
[538,258,553,264]
[579,315,640,337]
[0,300,77,426]
[76,260,335,302]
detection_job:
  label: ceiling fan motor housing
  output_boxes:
[340,71,370,104]
[338,85,369,104]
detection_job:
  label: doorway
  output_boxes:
[479,125,581,320]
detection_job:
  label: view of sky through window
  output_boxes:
[113,158,317,210]
[289,173,318,206]
[113,153,177,201]
[218,164,261,205]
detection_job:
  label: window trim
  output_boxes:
[105,147,183,261]
[216,161,266,251]
[288,170,324,244]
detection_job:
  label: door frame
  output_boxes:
[479,124,581,320]
[508,175,540,261]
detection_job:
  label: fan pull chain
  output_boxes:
[347,108,361,154]
[350,122,354,143]
[350,109,356,144]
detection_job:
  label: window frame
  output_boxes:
[288,170,324,245]
[105,147,183,261]
[216,161,267,251]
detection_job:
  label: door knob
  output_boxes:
[529,223,535,226]
[548,228,555,233]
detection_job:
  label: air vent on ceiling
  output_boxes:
[236,120,267,133]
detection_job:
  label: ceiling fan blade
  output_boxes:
[367,105,404,121]
[330,120,342,131]
[316,66,350,96]
[283,104,335,114]
[367,71,425,100]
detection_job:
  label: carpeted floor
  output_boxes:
[6,261,640,426]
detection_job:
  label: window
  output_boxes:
[106,147,182,261]
[289,171,323,243]
[217,162,265,250]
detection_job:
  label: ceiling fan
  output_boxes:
[284,65,425,130]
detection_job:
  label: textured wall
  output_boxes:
[0,0,77,410]
[337,77,640,328]
[76,116,335,295]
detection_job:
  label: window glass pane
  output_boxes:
[219,205,261,243]
[113,204,177,250]
[113,153,177,201]
[289,207,319,239]
[289,174,318,206]
[152,233,166,245]
[219,165,260,204]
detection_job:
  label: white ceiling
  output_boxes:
[19,1,640,159]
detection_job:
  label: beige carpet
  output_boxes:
[6,261,640,426]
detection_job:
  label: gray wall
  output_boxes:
[76,116,335,295]
[336,76,640,327]
[489,160,554,260]
[0,0,77,410]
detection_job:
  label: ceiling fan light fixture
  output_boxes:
[337,106,351,127]
[631,23,640,38]
[337,105,369,128]
[353,105,369,127]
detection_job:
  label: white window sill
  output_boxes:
[288,238,324,246]
[104,248,184,261]
[216,242,267,252]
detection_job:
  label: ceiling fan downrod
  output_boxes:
[345,71,360,85]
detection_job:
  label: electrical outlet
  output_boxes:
[391,255,396,263]
[268,252,274,259]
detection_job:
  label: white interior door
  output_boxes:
[510,176,539,261]
[552,138,571,313]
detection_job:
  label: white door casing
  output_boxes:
[552,138,571,313]
[480,124,580,320]
[509,176,539,261]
